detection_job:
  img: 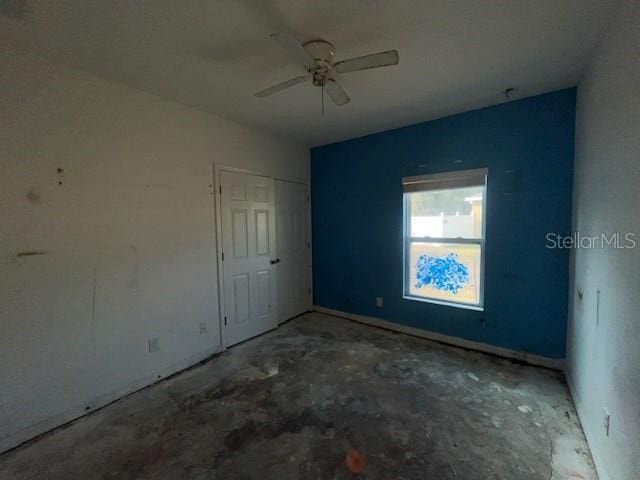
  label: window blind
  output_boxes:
[402,168,487,193]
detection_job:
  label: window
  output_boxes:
[403,168,487,309]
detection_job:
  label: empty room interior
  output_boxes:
[1,1,638,479]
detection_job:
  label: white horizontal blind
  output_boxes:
[402,168,487,193]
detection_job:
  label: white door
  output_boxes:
[220,171,278,346]
[275,180,311,323]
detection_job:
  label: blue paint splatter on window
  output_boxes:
[415,253,469,294]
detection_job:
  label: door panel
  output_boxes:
[231,184,246,201]
[221,171,277,346]
[232,210,248,258]
[233,274,250,325]
[256,269,271,318]
[255,210,270,255]
[275,180,311,324]
[255,185,269,202]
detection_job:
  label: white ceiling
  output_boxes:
[1,0,615,146]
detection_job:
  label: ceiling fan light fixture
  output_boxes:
[254,33,400,110]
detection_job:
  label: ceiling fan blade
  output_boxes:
[334,50,399,74]
[270,33,314,68]
[255,75,309,98]
[324,79,350,106]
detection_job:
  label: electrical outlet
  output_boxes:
[376,297,384,308]
[603,410,611,437]
[199,322,207,334]
[149,337,159,353]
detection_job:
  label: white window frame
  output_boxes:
[402,168,488,311]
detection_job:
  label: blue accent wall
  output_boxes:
[311,88,576,359]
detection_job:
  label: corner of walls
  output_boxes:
[567,1,640,479]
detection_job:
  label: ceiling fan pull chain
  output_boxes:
[321,83,325,116]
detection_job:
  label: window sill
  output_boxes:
[403,295,484,311]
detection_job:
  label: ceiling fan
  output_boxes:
[255,33,399,107]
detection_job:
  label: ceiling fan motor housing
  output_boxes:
[304,40,335,86]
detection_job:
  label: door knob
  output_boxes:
[270,258,281,264]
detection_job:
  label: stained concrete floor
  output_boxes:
[0,313,596,480]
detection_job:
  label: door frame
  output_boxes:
[212,163,311,350]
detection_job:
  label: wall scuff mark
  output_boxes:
[16,251,48,257]
[25,190,41,204]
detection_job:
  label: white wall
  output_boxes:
[0,47,308,453]
[567,1,640,479]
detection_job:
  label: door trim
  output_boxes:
[212,163,227,349]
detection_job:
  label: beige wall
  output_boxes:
[568,1,640,479]
[0,47,309,453]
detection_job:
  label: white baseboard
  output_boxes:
[313,305,564,371]
[0,345,221,455]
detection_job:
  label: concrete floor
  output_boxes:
[0,313,596,480]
